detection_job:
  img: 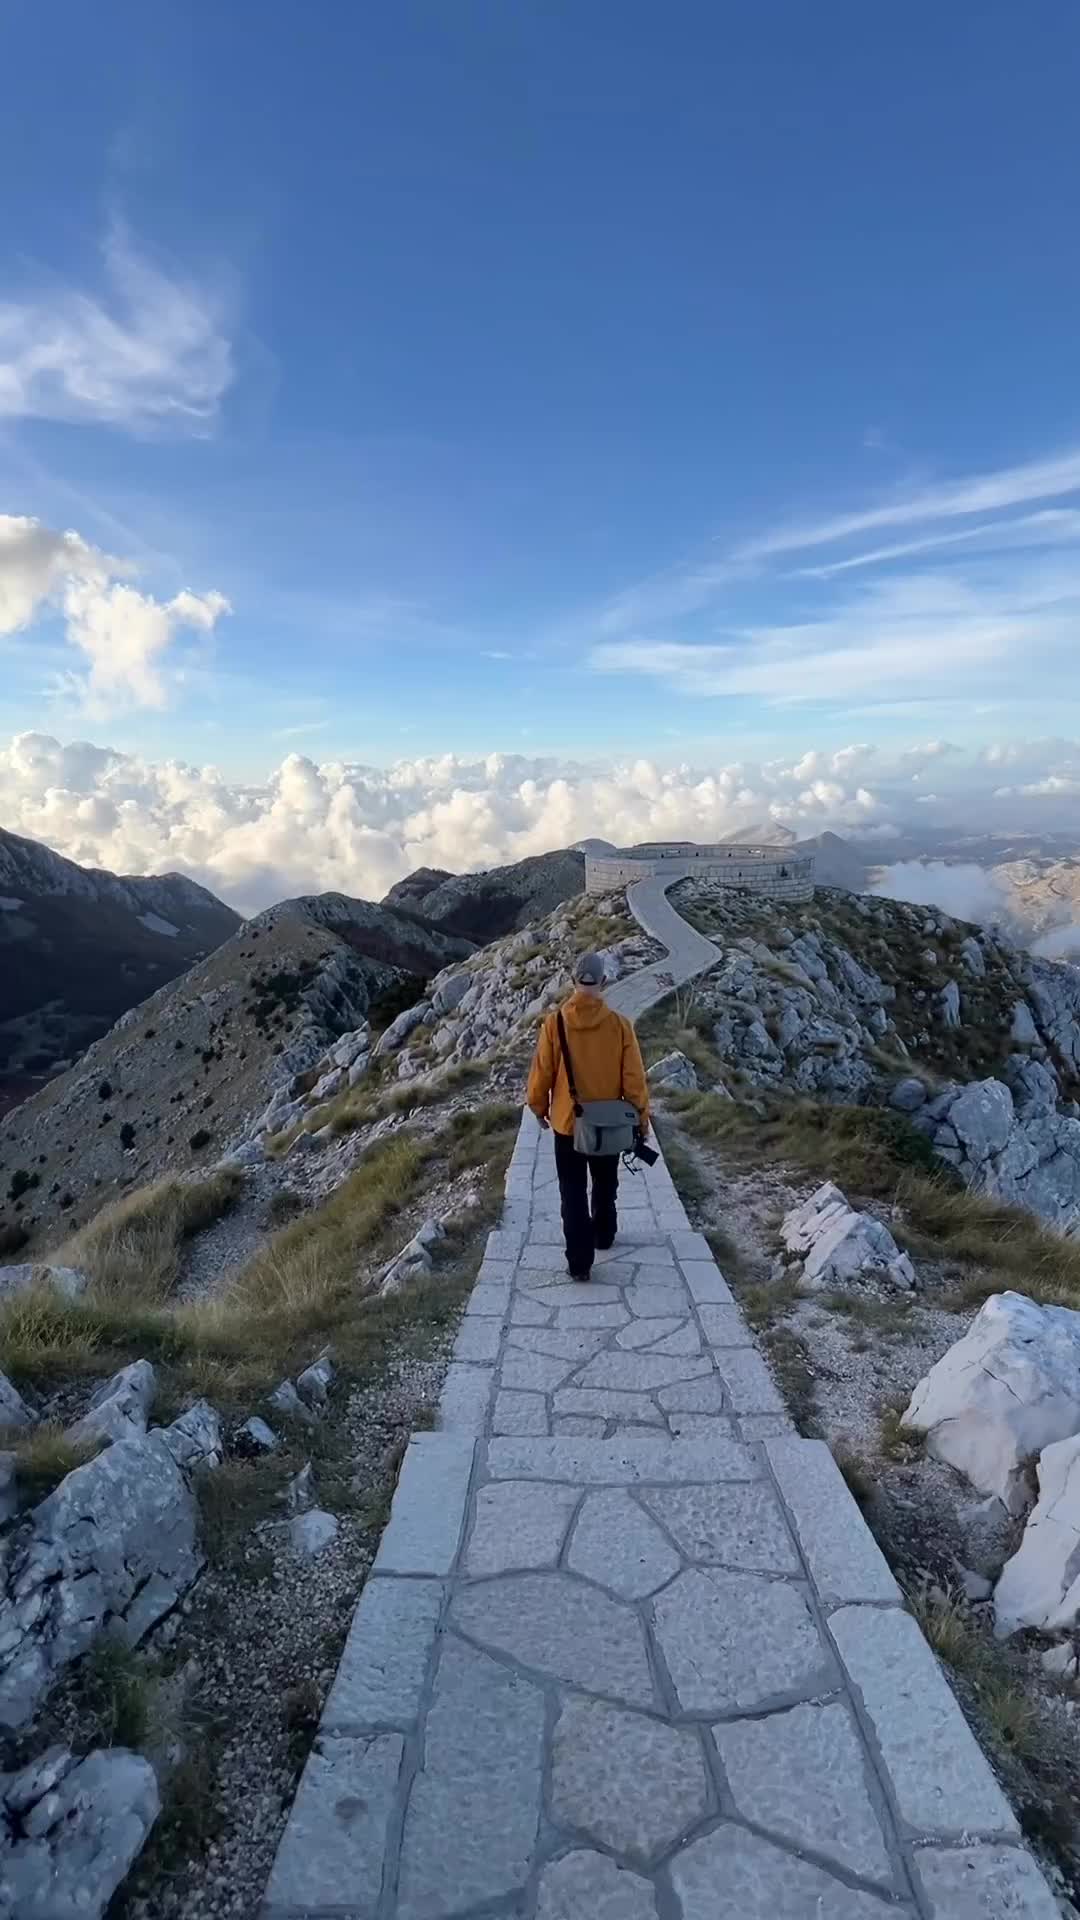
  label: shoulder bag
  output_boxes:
[556,1010,638,1156]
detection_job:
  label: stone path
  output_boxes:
[263,886,1061,1919]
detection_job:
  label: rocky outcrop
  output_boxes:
[901,1292,1080,1512]
[781,1183,914,1293]
[380,1219,445,1296]
[994,1434,1080,1637]
[691,926,896,1104]
[66,1360,156,1450]
[648,1051,700,1093]
[914,1075,1080,1234]
[0,1406,218,1730]
[0,1744,159,1919]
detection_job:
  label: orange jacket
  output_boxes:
[527,990,650,1136]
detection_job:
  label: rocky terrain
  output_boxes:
[668,873,1080,1233]
[0,830,241,1110]
[7,848,1080,1915]
[383,846,586,942]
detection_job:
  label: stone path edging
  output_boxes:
[263,881,1060,1919]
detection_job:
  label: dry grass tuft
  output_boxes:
[7,1422,104,1504]
[50,1169,243,1303]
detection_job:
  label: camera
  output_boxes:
[631,1129,659,1167]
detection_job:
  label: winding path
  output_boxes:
[263,883,1059,1920]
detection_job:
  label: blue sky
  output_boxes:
[2,0,1080,904]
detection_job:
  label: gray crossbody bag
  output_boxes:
[556,1011,638,1157]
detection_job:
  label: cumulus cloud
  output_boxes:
[4,729,1080,919]
[0,224,233,433]
[0,731,903,914]
[0,514,229,710]
[872,861,1012,924]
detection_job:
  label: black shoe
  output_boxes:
[568,1267,592,1282]
[594,1235,615,1252]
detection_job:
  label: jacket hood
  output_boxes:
[561,990,614,1031]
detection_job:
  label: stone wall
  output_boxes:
[585,844,815,902]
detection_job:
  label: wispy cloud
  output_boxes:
[0,223,234,434]
[735,447,1080,561]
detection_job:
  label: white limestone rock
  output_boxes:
[288,1508,339,1557]
[0,1418,208,1729]
[374,1002,429,1057]
[959,936,986,978]
[889,1077,926,1113]
[296,1352,335,1409]
[938,979,961,1028]
[160,1399,223,1471]
[994,1433,1080,1636]
[0,1264,89,1302]
[902,1291,1080,1512]
[647,1050,699,1093]
[380,1219,445,1296]
[236,1415,279,1454]
[1011,1001,1040,1046]
[0,1368,34,1429]
[0,1745,159,1920]
[781,1183,914,1293]
[66,1361,156,1451]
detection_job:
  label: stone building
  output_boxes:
[585,840,815,902]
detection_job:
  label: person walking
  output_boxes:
[527,953,650,1280]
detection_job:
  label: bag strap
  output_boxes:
[555,1011,583,1116]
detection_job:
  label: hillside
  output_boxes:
[0,829,241,1108]
[382,847,585,942]
[0,893,473,1255]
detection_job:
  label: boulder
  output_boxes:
[0,1265,89,1303]
[647,1050,699,1093]
[296,1352,335,1410]
[236,1416,279,1455]
[286,1463,315,1513]
[959,936,986,978]
[309,1064,346,1104]
[938,979,961,1028]
[268,1379,319,1428]
[0,1415,208,1729]
[0,1745,159,1920]
[781,1183,915,1292]
[66,1361,156,1451]
[288,1509,339,1558]
[902,1292,1080,1512]
[1011,1001,1040,1046]
[0,1369,33,1430]
[160,1400,223,1471]
[916,1076,1080,1234]
[379,1219,445,1297]
[994,1434,1080,1637]
[374,1003,429,1057]
[1007,1056,1059,1115]
[889,1077,927,1113]
[431,972,472,1017]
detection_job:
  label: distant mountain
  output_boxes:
[382,848,586,943]
[382,866,454,912]
[0,829,242,1104]
[0,889,476,1248]
[794,831,869,892]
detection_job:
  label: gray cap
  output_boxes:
[574,951,606,986]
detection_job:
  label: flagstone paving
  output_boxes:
[263,882,1060,1919]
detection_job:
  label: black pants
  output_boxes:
[554,1129,619,1275]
